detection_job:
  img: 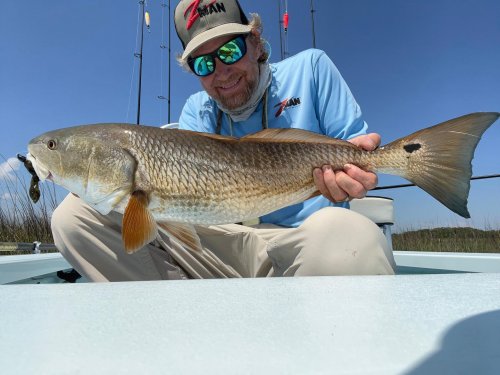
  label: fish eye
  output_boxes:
[47,139,57,150]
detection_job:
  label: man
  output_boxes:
[51,0,395,281]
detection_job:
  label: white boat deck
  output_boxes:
[1,273,499,374]
[3,250,500,284]
[0,253,71,284]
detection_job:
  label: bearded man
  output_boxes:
[51,0,395,280]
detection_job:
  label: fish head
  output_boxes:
[27,125,137,215]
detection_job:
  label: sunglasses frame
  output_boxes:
[187,35,248,77]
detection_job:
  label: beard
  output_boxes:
[210,72,258,110]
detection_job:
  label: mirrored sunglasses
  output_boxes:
[187,35,248,77]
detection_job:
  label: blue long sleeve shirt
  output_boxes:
[179,49,368,227]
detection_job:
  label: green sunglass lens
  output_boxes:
[218,38,245,64]
[193,56,215,76]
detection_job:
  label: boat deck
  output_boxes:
[1,272,499,374]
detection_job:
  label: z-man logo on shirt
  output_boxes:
[274,97,301,117]
[184,0,226,30]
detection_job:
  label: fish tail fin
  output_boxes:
[376,112,499,218]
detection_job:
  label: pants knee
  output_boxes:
[51,198,69,236]
[51,194,86,237]
[50,194,113,253]
[270,207,395,276]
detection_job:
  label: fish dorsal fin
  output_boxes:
[177,129,238,143]
[241,128,347,145]
[122,190,158,254]
[157,222,203,253]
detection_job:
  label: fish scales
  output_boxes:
[123,127,364,223]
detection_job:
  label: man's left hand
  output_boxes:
[312,133,380,203]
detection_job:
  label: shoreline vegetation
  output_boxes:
[393,227,499,253]
[0,157,58,246]
[1,157,499,254]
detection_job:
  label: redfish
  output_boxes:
[26,112,499,253]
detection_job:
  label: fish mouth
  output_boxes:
[26,153,52,181]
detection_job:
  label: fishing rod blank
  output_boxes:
[372,174,500,191]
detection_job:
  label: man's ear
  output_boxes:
[248,31,263,60]
[255,43,263,60]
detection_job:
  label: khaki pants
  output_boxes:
[51,194,395,281]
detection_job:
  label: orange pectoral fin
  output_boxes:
[122,190,158,254]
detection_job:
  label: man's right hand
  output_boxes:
[312,133,380,202]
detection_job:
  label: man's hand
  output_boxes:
[313,133,380,202]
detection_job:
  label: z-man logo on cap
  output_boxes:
[274,97,301,117]
[184,0,227,30]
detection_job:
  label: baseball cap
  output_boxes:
[175,0,252,60]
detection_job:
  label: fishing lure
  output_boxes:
[17,154,40,203]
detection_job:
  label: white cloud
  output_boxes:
[0,157,22,180]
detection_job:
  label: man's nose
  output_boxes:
[214,59,233,78]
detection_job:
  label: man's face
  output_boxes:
[192,34,261,110]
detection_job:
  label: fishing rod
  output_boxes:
[158,0,171,124]
[168,0,171,124]
[135,1,150,125]
[310,0,316,48]
[135,0,145,125]
[277,0,284,60]
[282,0,289,58]
[372,174,500,191]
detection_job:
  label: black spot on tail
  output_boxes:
[403,143,421,153]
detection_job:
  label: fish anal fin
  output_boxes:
[158,222,203,253]
[122,190,158,254]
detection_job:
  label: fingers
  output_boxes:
[313,165,346,202]
[313,164,378,202]
[312,133,380,203]
[348,133,381,151]
[343,164,378,192]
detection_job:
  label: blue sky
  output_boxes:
[1,0,499,231]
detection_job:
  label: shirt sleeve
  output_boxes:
[312,50,368,140]
[178,93,219,133]
[178,95,201,131]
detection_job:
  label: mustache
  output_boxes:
[213,72,246,87]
